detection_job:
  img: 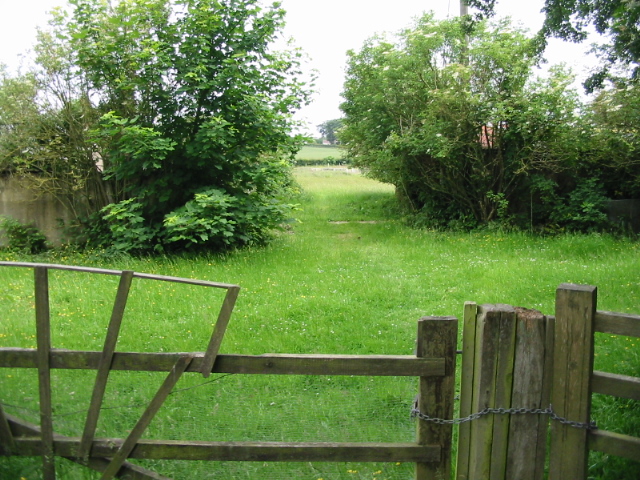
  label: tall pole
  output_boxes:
[460,1,469,65]
[460,0,468,17]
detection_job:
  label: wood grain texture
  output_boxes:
[588,429,640,461]
[5,413,171,480]
[505,308,548,480]
[78,270,134,462]
[416,316,458,480]
[595,311,640,337]
[11,437,440,463]
[34,267,55,480]
[591,371,640,401]
[455,302,477,480]
[549,284,596,480]
[0,349,444,377]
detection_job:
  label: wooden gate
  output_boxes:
[0,262,457,480]
[455,284,640,479]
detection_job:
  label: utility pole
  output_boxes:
[460,1,469,65]
[460,0,468,17]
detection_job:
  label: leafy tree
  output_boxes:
[341,15,582,228]
[466,0,640,90]
[581,82,640,199]
[0,52,105,223]
[317,118,343,144]
[0,67,40,175]
[17,0,311,252]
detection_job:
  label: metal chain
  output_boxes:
[411,405,597,430]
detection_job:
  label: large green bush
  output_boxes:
[341,16,583,229]
[2,0,311,254]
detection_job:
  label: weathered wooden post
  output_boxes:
[415,316,458,480]
[548,284,597,479]
[456,304,552,480]
[35,266,56,480]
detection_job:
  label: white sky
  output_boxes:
[1,0,598,136]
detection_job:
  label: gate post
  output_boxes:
[456,304,551,480]
[548,284,597,479]
[415,316,458,480]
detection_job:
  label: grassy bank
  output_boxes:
[0,167,639,479]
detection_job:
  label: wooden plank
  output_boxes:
[415,316,458,480]
[588,429,640,461]
[548,284,597,480]
[535,315,554,480]
[0,403,16,455]
[201,286,240,377]
[467,305,500,480]
[0,349,445,377]
[592,371,640,401]
[505,308,547,480]
[5,413,171,480]
[0,261,238,290]
[489,306,516,480]
[100,355,193,480]
[595,311,640,337]
[78,270,134,462]
[13,437,440,463]
[455,302,477,480]
[34,266,56,480]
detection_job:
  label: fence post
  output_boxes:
[416,316,458,480]
[35,266,56,480]
[505,307,552,480]
[457,304,553,480]
[549,284,597,479]
[455,302,478,480]
[465,305,516,479]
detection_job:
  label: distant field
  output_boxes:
[295,144,345,161]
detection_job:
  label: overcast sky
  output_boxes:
[1,1,598,135]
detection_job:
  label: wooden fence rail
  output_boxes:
[2,263,639,480]
[0,262,457,480]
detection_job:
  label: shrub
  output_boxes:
[0,216,48,254]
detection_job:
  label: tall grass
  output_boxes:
[0,167,638,479]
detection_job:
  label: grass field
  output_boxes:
[0,167,639,479]
[295,144,345,162]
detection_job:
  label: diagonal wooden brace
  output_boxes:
[77,270,134,462]
[200,286,240,377]
[99,355,193,480]
[0,402,16,455]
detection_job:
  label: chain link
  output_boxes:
[411,404,597,430]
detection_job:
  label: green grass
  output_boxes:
[295,144,345,162]
[1,167,639,479]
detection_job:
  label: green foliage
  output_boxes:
[88,198,160,253]
[582,83,640,199]
[468,0,640,90]
[549,178,610,232]
[341,15,583,229]
[0,0,311,254]
[164,187,295,249]
[0,216,48,254]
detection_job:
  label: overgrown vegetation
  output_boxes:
[0,0,311,254]
[340,15,640,233]
[0,216,48,254]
